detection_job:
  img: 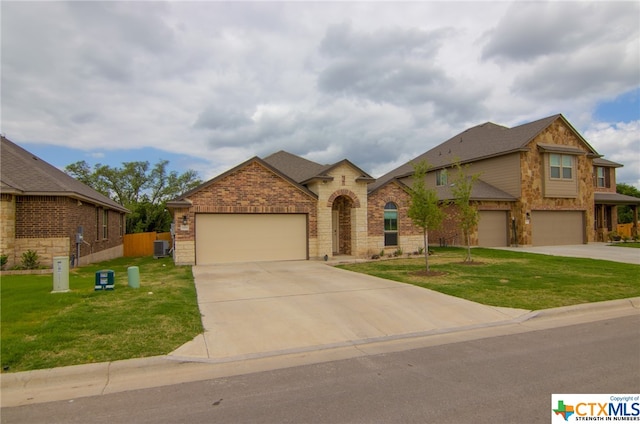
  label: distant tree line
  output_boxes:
[65,160,202,233]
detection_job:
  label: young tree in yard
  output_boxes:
[407,161,444,273]
[66,160,201,233]
[450,162,480,263]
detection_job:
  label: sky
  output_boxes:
[2,1,639,188]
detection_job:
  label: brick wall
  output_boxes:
[367,182,423,253]
[173,160,318,264]
[10,195,125,266]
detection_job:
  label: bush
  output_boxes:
[20,250,40,270]
[0,254,7,270]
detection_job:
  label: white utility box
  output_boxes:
[52,256,70,293]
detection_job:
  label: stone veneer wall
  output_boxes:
[311,163,370,259]
[518,121,595,245]
[14,237,69,268]
[1,194,16,268]
[172,161,318,265]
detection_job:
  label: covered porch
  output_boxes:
[594,192,640,241]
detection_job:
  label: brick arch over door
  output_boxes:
[326,189,361,208]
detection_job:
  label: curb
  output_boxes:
[2,297,638,408]
[518,297,640,322]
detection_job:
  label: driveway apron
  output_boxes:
[170,261,528,361]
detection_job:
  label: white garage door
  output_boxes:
[195,214,307,265]
[477,211,508,247]
[532,211,584,246]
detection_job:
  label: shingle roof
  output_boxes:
[262,151,327,183]
[1,136,128,212]
[370,114,598,192]
[263,151,374,184]
[594,192,640,205]
[435,178,517,202]
[593,157,623,168]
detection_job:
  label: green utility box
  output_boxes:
[95,270,115,290]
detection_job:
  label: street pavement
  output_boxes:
[3,315,638,424]
[1,244,638,408]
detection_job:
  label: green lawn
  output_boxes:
[1,256,202,373]
[337,247,640,311]
[609,242,640,248]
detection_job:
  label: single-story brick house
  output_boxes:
[1,136,129,269]
[168,114,639,265]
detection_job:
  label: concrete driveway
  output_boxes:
[170,261,528,362]
[493,243,640,265]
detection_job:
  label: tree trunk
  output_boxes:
[423,229,429,272]
[465,231,472,262]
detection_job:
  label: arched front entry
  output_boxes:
[332,195,353,255]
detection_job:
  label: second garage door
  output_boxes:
[477,211,509,247]
[531,211,584,246]
[195,214,307,265]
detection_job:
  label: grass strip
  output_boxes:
[1,256,202,373]
[337,247,640,311]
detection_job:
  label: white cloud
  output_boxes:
[584,121,640,188]
[1,1,638,188]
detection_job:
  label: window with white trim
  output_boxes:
[596,167,606,187]
[103,209,108,239]
[384,202,398,246]
[550,154,573,180]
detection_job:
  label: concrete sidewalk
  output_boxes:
[493,243,640,265]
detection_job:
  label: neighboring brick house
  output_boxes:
[1,136,128,269]
[168,114,639,265]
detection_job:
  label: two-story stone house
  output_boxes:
[168,114,639,265]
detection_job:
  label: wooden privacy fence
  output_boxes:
[616,223,638,239]
[123,232,172,257]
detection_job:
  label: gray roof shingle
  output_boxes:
[1,136,128,212]
[370,114,598,192]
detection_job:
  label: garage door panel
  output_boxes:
[532,211,584,246]
[196,214,307,264]
[478,211,508,247]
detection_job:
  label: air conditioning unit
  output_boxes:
[153,240,169,258]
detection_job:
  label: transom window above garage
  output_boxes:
[550,153,573,180]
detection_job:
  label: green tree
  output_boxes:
[65,160,201,233]
[407,161,444,272]
[617,183,640,224]
[450,162,480,263]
